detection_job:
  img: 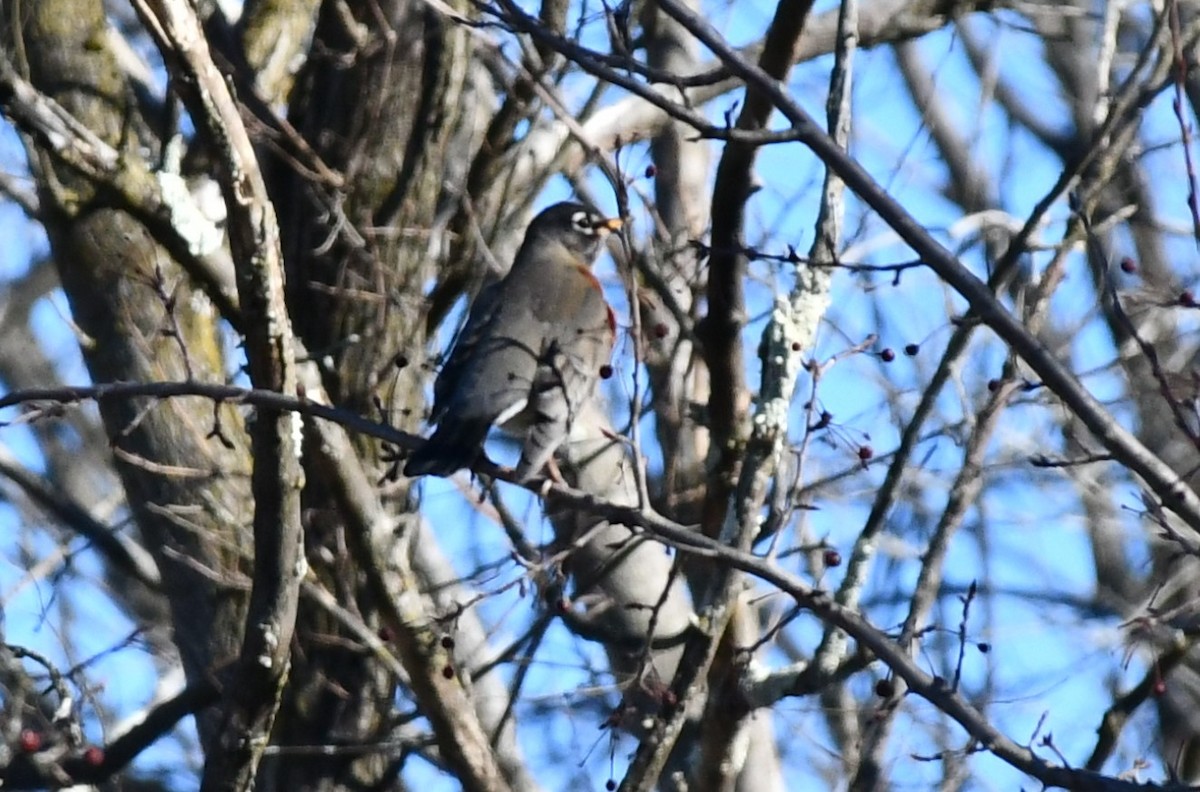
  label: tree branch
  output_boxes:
[129,1,304,788]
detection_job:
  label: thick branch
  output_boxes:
[129,1,303,789]
[650,0,1200,541]
[0,376,1187,789]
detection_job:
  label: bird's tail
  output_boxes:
[403,421,489,478]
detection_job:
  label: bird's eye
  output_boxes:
[570,211,596,234]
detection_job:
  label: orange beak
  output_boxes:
[599,217,624,232]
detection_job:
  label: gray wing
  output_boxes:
[430,280,504,422]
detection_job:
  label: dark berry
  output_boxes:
[880,348,895,362]
[904,343,919,356]
[18,729,42,753]
[822,548,842,567]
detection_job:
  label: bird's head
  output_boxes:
[522,201,623,264]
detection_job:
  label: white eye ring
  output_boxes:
[570,211,596,234]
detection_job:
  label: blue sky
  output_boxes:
[2,1,1195,789]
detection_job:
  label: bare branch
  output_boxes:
[128,1,303,788]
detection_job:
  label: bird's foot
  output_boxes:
[545,457,566,486]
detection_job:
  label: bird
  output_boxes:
[404,201,621,481]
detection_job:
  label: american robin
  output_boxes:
[405,201,621,481]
